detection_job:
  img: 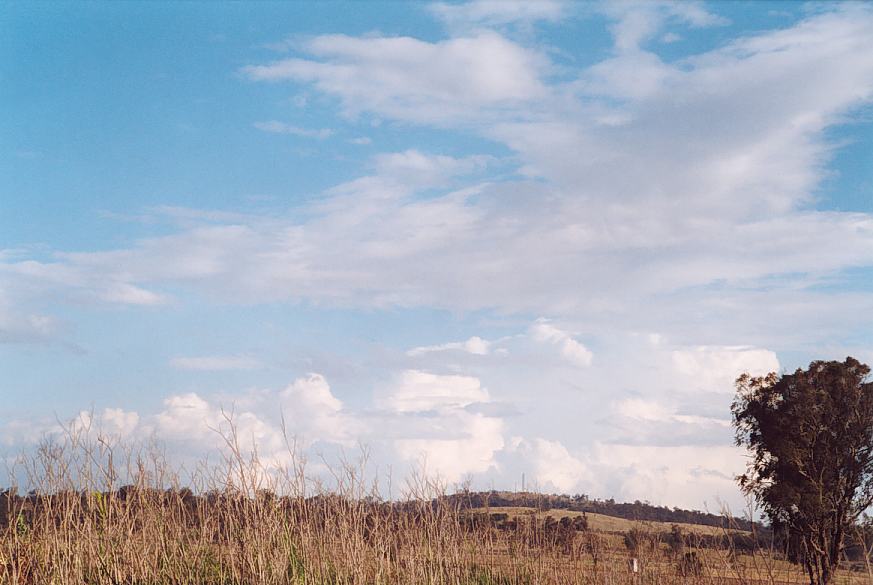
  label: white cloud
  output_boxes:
[429,0,564,31]
[153,393,221,442]
[394,413,504,483]
[254,120,334,139]
[170,355,263,371]
[0,305,59,344]
[242,32,548,123]
[0,418,51,446]
[68,408,140,440]
[100,282,166,305]
[6,5,873,511]
[378,369,489,412]
[613,397,731,430]
[529,319,593,367]
[282,373,342,412]
[8,11,873,323]
[581,50,676,101]
[614,397,673,422]
[373,149,491,189]
[602,1,727,53]
[374,370,505,483]
[407,336,491,356]
[0,334,792,509]
[145,374,358,463]
[671,346,779,393]
[280,373,358,445]
[99,408,140,437]
[590,443,744,509]
[510,436,587,493]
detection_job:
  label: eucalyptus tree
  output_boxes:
[732,357,873,585]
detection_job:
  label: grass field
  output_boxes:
[2,429,872,585]
[462,506,872,584]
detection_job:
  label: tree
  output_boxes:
[732,357,873,585]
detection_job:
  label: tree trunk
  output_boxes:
[801,526,845,585]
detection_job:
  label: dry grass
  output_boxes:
[1,421,871,585]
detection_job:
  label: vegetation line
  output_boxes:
[2,411,871,585]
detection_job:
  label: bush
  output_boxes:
[667,524,685,557]
[623,527,652,556]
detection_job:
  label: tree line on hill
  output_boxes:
[441,490,756,532]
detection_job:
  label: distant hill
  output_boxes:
[438,490,757,532]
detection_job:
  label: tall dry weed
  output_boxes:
[0,419,867,585]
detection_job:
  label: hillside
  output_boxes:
[440,490,758,532]
[480,506,747,537]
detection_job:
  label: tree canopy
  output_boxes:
[732,357,873,585]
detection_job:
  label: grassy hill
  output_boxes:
[480,506,746,537]
[441,490,757,532]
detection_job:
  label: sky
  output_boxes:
[2,0,873,511]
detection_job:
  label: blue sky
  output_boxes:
[2,1,873,509]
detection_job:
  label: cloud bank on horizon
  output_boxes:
[2,0,873,509]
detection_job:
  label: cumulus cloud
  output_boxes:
[0,332,787,508]
[671,346,780,393]
[280,373,359,445]
[99,408,140,437]
[70,408,140,439]
[153,393,222,442]
[614,397,673,422]
[378,370,504,482]
[610,397,732,449]
[598,343,777,445]
[509,436,587,493]
[394,414,504,483]
[140,374,359,464]
[378,369,490,412]
[529,319,593,367]
[590,443,745,509]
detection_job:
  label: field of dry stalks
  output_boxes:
[1,424,871,585]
